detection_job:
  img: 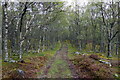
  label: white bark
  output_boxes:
[38,36,41,53]
[19,32,22,60]
[19,15,34,60]
[116,42,119,55]
[25,15,34,35]
[79,40,82,50]
[4,3,9,61]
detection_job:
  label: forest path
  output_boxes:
[38,44,77,78]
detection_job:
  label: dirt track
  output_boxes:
[38,45,77,78]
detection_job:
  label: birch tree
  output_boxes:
[100,2,119,57]
[3,2,9,61]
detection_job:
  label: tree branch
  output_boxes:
[110,31,119,41]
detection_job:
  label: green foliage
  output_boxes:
[2,1,119,78]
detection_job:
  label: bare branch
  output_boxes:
[110,31,119,41]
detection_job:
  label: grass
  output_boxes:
[39,42,61,59]
[47,59,71,78]
[67,42,119,60]
[2,42,61,78]
[0,59,2,66]
[67,43,78,59]
[8,42,61,61]
[68,43,78,53]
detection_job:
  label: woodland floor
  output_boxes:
[37,44,120,79]
[2,44,120,79]
[38,45,76,78]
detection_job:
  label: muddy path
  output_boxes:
[38,44,77,78]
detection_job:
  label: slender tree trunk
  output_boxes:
[100,42,105,53]
[19,32,23,60]
[42,35,45,52]
[18,2,28,61]
[90,9,96,52]
[78,40,82,50]
[92,25,96,51]
[83,26,87,49]
[118,2,120,59]
[3,2,9,61]
[92,40,96,52]
[107,40,112,57]
[38,38,41,53]
[116,42,119,55]
[100,26,105,53]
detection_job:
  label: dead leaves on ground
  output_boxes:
[2,56,47,79]
[70,54,116,79]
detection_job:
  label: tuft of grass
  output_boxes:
[47,59,71,78]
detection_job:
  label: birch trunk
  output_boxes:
[3,2,9,61]
[116,42,119,55]
[19,32,23,60]
[38,36,41,53]
[118,2,120,58]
